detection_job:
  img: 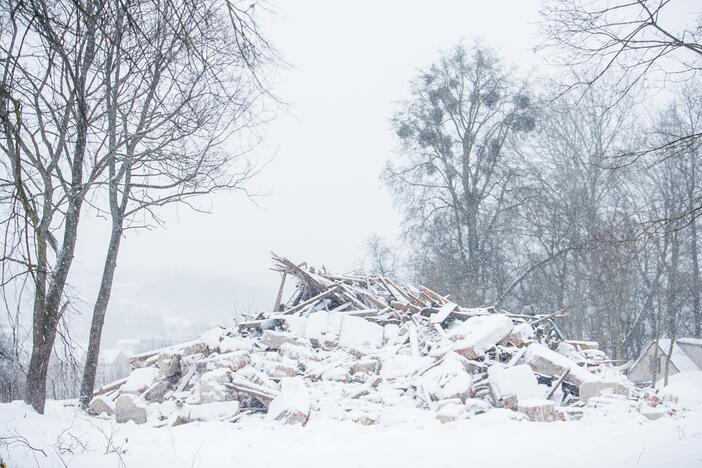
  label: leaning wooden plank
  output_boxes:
[175,366,197,394]
[343,283,388,308]
[281,286,339,315]
[430,302,458,324]
[329,302,352,313]
[433,323,446,337]
[384,277,420,306]
[546,369,571,400]
[338,285,371,309]
[272,272,287,313]
[370,276,394,300]
[529,309,565,326]
[318,273,368,283]
[390,300,420,314]
[419,285,449,304]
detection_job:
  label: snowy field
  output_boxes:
[2,373,701,468]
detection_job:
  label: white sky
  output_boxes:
[65,1,557,343]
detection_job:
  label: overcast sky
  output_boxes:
[67,1,552,343]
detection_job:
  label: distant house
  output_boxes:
[628,338,702,385]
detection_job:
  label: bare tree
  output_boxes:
[78,0,272,407]
[0,0,111,412]
[365,235,399,278]
[540,0,702,170]
[385,43,536,304]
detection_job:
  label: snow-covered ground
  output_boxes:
[2,372,702,468]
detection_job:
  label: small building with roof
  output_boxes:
[628,338,702,386]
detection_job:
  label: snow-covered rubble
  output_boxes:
[89,255,680,427]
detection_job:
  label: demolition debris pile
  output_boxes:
[89,255,678,426]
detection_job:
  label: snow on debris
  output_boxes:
[88,254,682,427]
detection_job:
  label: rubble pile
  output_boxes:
[89,255,679,426]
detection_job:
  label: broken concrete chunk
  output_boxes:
[487,364,544,402]
[505,322,535,347]
[183,401,240,422]
[383,323,401,345]
[347,410,378,425]
[444,314,513,359]
[420,353,473,402]
[517,398,556,422]
[144,379,170,402]
[235,365,280,392]
[304,311,343,349]
[351,358,379,375]
[255,360,300,379]
[115,394,148,424]
[337,315,384,348]
[89,395,114,416]
[524,343,597,387]
[465,398,492,415]
[266,377,310,425]
[279,342,315,361]
[579,380,630,402]
[283,316,308,337]
[260,330,306,350]
[218,336,254,353]
[120,367,160,394]
[199,327,226,351]
[157,351,182,378]
[199,350,250,373]
[199,368,233,404]
[380,355,434,380]
[436,402,466,423]
[556,342,585,362]
[180,353,204,375]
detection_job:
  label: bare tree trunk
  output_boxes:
[79,225,122,406]
[663,336,675,387]
[692,218,701,337]
[663,231,680,387]
[690,149,701,337]
[25,199,85,412]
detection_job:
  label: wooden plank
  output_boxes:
[430,302,458,324]
[546,369,571,400]
[433,323,446,337]
[419,285,449,304]
[374,276,397,300]
[339,285,371,309]
[343,283,388,308]
[272,272,287,313]
[385,277,419,305]
[281,286,339,315]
